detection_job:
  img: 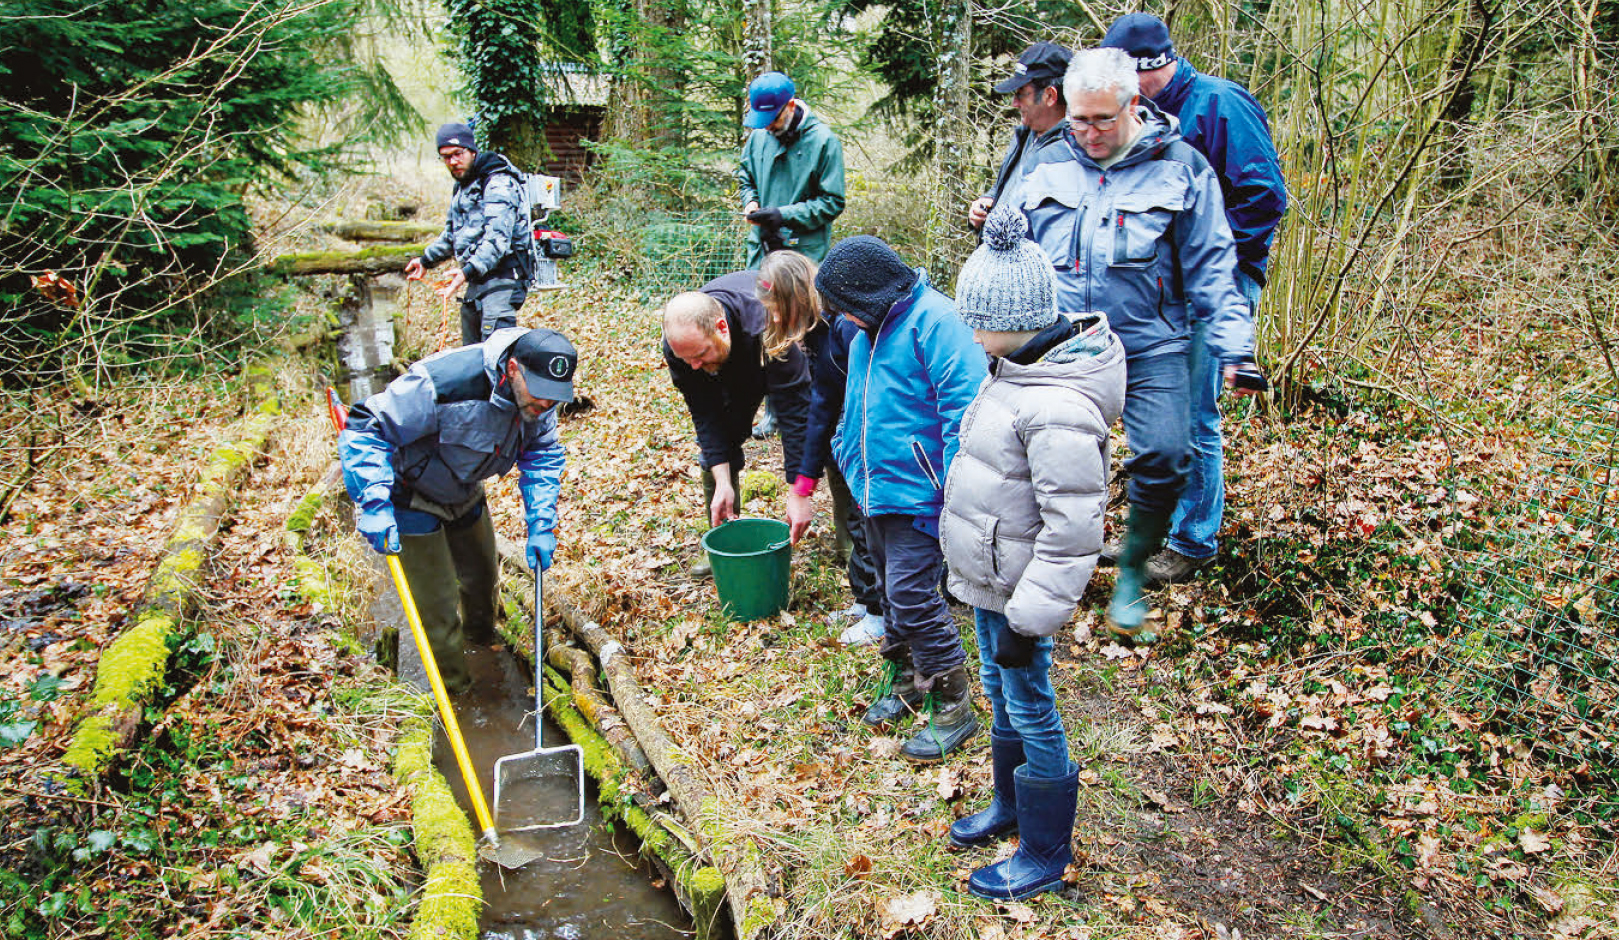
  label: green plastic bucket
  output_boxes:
[701,517,792,622]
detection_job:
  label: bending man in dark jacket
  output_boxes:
[339,327,575,694]
[662,271,811,574]
[1103,14,1288,584]
[405,122,537,345]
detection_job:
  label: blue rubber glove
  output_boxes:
[357,504,400,555]
[527,530,556,572]
[993,622,1036,669]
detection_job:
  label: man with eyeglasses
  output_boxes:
[339,327,576,694]
[405,122,537,346]
[1102,13,1287,588]
[968,42,1072,231]
[1019,47,1263,646]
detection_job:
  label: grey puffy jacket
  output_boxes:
[940,318,1126,637]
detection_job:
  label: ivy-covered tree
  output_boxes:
[0,0,413,380]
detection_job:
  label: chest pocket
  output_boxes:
[1109,190,1185,268]
[1024,186,1086,273]
[435,402,515,482]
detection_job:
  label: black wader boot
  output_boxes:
[862,650,925,727]
[900,665,979,763]
[397,530,473,695]
[949,732,1023,849]
[444,505,499,645]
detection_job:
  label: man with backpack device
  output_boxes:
[406,122,541,346]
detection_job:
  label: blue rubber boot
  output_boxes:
[968,762,1078,900]
[1105,508,1171,645]
[949,733,1023,850]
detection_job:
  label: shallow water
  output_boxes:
[432,644,693,940]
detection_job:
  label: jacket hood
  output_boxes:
[988,317,1126,426]
[1150,56,1198,113]
[461,151,516,188]
[483,326,527,393]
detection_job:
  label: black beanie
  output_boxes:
[435,122,478,152]
[815,236,919,331]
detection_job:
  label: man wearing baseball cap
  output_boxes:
[1101,13,1287,586]
[339,327,576,694]
[736,71,847,269]
[968,42,1073,230]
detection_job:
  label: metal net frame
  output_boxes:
[1445,392,1619,774]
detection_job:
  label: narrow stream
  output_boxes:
[433,644,694,940]
[369,572,692,939]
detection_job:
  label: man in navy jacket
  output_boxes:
[1103,14,1287,585]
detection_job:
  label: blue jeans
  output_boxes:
[974,608,1069,779]
[1120,350,1191,516]
[1166,272,1262,560]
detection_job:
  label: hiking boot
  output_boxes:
[751,407,777,439]
[687,559,713,579]
[1145,548,1211,586]
[968,762,1078,900]
[838,612,885,647]
[837,602,868,620]
[900,666,980,763]
[1097,539,1121,569]
[863,656,925,727]
[949,733,1023,850]
[1105,508,1172,646]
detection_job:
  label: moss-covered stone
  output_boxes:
[285,489,325,535]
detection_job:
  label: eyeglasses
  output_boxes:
[439,147,471,162]
[1069,106,1127,131]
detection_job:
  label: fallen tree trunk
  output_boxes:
[320,220,441,242]
[550,595,778,939]
[268,245,418,277]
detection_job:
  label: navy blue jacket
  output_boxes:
[794,312,862,484]
[1152,58,1287,287]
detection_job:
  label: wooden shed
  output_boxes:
[540,65,608,184]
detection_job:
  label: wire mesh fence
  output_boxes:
[1444,393,1619,775]
[625,210,749,296]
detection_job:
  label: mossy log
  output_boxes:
[63,409,277,785]
[321,220,442,243]
[269,245,420,277]
[394,714,482,940]
[550,594,779,939]
[286,465,480,940]
[541,666,727,939]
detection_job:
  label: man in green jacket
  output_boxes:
[736,72,847,270]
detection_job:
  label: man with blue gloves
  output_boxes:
[339,327,575,694]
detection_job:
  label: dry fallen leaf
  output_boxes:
[936,766,962,800]
[845,854,873,879]
[878,889,939,938]
[1519,829,1552,854]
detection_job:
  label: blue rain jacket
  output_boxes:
[832,273,988,518]
[338,327,564,539]
[1151,57,1288,287]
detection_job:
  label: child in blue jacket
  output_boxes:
[815,236,988,763]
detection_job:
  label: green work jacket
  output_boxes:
[735,106,846,268]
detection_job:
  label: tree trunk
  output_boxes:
[742,0,772,82]
[924,0,974,285]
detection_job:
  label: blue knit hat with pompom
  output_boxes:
[954,206,1058,331]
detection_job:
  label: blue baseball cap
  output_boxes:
[744,72,796,129]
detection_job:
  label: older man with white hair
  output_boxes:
[1018,47,1264,644]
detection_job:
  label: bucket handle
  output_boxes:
[765,539,789,553]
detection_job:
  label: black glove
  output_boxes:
[746,207,784,229]
[993,622,1037,669]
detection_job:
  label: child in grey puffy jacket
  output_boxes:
[939,207,1126,900]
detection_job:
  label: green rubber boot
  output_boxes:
[1105,507,1172,645]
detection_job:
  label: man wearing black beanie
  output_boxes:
[405,122,538,345]
[815,236,988,764]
